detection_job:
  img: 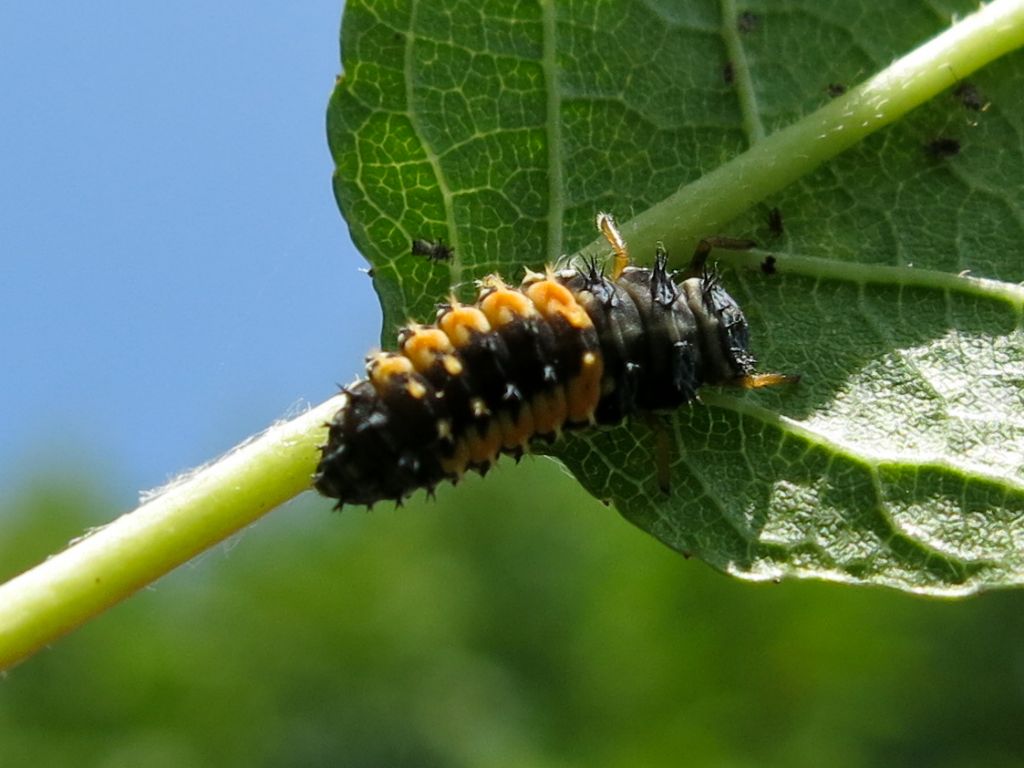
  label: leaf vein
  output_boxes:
[404,0,462,285]
[702,392,1024,494]
[541,0,564,262]
[725,249,1024,311]
[719,0,766,145]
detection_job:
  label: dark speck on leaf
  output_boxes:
[925,137,961,159]
[723,62,734,84]
[954,82,989,111]
[826,83,847,97]
[737,11,760,33]
[768,207,783,237]
[761,256,777,275]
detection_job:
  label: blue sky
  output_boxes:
[0,2,379,505]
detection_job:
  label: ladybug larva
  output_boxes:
[314,214,795,507]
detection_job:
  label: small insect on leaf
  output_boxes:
[411,238,455,261]
[953,82,989,111]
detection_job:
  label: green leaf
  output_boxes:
[327,0,1024,595]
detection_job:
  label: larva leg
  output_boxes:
[596,212,631,280]
[735,372,801,388]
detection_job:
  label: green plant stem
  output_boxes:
[579,0,1024,262]
[0,396,342,671]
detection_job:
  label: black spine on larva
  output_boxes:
[315,379,447,505]
[490,309,559,399]
[558,256,754,420]
[399,323,477,434]
[688,271,758,381]
[315,253,760,506]
[615,254,703,410]
[531,277,601,428]
[447,325,517,418]
[560,264,646,424]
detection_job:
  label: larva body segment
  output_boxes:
[314,219,777,507]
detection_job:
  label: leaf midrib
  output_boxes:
[723,249,1024,309]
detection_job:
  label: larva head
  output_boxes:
[681,273,757,384]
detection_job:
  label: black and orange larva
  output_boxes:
[314,214,795,507]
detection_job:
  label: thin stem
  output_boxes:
[578,0,1024,263]
[0,396,342,671]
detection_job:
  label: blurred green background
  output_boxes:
[3,459,1023,768]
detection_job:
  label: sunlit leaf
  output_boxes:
[327,0,1024,594]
